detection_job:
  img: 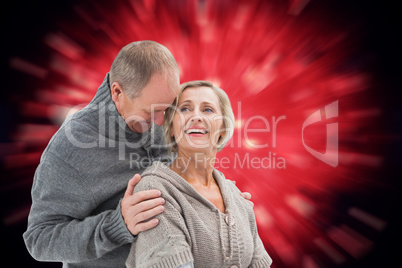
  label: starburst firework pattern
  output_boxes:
[1,0,400,267]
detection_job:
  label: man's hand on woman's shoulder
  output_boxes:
[231,180,254,207]
[121,174,166,235]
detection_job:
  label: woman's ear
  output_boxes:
[219,126,226,142]
[217,135,223,146]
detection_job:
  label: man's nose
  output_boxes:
[152,112,165,126]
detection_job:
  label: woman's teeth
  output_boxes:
[185,129,208,134]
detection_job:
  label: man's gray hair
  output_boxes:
[110,40,179,99]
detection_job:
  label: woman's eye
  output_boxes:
[180,107,189,112]
[204,108,214,113]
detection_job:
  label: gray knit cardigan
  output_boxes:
[126,161,272,268]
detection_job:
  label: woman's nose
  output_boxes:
[190,111,203,122]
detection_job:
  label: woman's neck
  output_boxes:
[170,150,216,187]
[170,149,226,213]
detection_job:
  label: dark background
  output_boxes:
[1,0,400,267]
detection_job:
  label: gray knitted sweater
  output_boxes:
[23,74,170,267]
[126,161,272,268]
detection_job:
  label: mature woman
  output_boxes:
[126,81,272,268]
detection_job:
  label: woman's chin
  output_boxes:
[178,143,218,155]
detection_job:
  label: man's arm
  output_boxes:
[23,153,164,263]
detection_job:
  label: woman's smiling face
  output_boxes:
[171,86,224,154]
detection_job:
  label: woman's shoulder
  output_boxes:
[214,169,255,214]
[134,161,172,192]
[135,161,187,195]
[213,169,241,194]
[141,160,171,177]
[136,161,191,213]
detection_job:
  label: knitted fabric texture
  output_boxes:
[23,74,169,267]
[126,161,272,268]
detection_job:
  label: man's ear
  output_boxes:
[111,82,124,103]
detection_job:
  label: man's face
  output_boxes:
[113,72,179,133]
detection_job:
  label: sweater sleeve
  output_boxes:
[23,152,134,263]
[249,213,273,268]
[126,178,194,268]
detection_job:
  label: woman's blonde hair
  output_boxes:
[163,81,235,153]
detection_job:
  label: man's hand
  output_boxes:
[231,180,254,207]
[121,174,165,235]
[241,192,254,207]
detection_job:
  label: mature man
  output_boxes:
[23,41,251,267]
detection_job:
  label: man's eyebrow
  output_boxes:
[143,106,168,113]
[178,100,192,105]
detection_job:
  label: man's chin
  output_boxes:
[129,122,151,133]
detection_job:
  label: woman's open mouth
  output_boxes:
[184,128,209,136]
